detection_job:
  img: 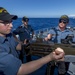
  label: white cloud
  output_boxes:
[68,14,75,17]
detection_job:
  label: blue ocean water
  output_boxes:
[13,18,75,75]
[13,18,75,31]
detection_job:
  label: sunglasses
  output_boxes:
[23,18,29,22]
[59,20,67,24]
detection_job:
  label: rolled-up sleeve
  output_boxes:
[48,29,56,40]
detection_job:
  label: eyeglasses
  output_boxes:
[23,18,29,22]
[59,20,67,24]
[0,20,12,25]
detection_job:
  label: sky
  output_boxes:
[0,0,75,18]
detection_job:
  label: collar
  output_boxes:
[56,26,68,32]
[21,24,29,28]
[0,33,12,43]
[0,36,7,43]
[21,24,24,27]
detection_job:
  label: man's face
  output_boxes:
[59,20,68,28]
[23,20,28,26]
[0,20,13,35]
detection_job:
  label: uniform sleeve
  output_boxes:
[48,29,56,34]
[29,25,34,32]
[48,29,56,40]
[0,52,22,75]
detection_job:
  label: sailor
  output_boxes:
[13,16,34,41]
[13,16,34,63]
[45,15,74,44]
[45,15,74,75]
[0,7,65,75]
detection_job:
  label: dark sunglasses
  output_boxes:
[59,20,67,24]
[23,18,29,22]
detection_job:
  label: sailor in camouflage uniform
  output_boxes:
[13,16,34,63]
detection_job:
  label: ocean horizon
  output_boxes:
[13,18,75,31]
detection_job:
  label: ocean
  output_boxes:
[13,18,75,75]
[13,18,75,31]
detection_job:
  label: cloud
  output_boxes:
[68,14,75,17]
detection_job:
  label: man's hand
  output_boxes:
[50,47,65,61]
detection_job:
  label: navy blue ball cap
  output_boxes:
[59,15,69,23]
[22,16,29,22]
[0,7,18,21]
